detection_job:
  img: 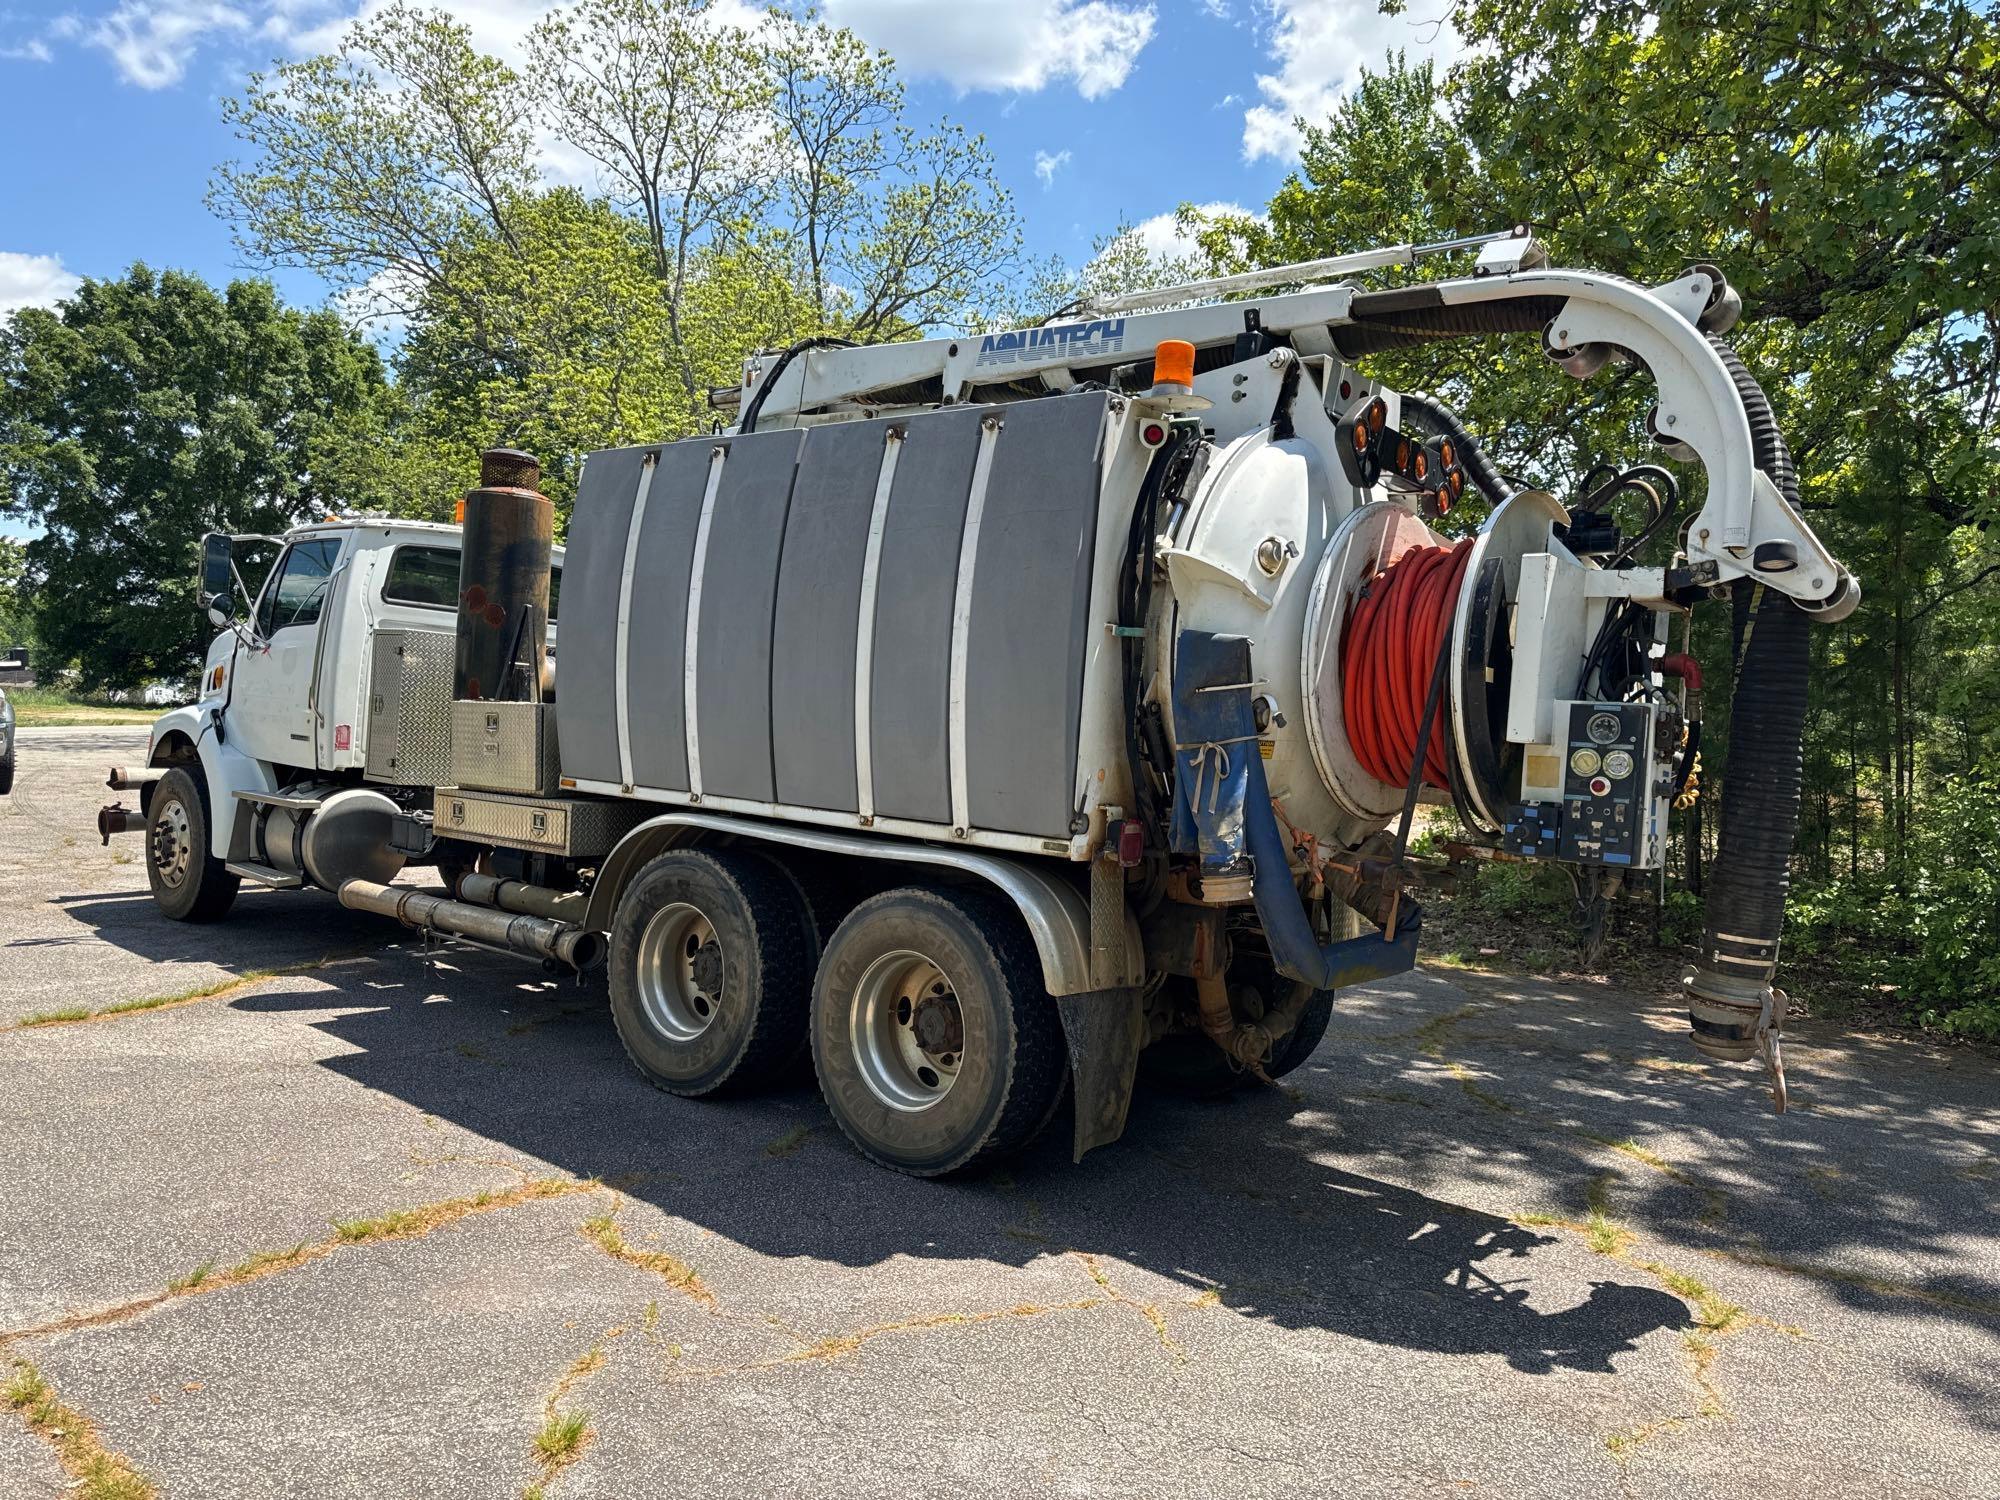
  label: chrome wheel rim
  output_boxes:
[150,797,192,890]
[635,902,722,1042]
[849,949,963,1112]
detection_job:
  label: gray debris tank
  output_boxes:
[557,391,1118,846]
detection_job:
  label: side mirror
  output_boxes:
[206,599,234,628]
[199,533,234,613]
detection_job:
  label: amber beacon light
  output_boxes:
[1153,339,1196,392]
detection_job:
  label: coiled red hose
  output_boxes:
[1341,538,1473,790]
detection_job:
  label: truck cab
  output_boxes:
[145,518,562,867]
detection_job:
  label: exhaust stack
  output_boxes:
[455,447,554,703]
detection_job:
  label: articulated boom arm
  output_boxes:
[733,234,1854,611]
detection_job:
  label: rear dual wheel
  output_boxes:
[608,853,1067,1175]
[608,848,815,1097]
[811,888,1067,1177]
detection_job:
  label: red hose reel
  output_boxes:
[1339,537,1475,791]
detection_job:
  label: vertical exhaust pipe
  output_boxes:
[456,448,554,704]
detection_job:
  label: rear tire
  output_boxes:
[0,746,13,796]
[811,887,1066,1177]
[146,766,239,922]
[608,848,814,1097]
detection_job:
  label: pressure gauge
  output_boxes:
[1569,748,1602,777]
[1586,711,1622,746]
[1602,749,1635,780]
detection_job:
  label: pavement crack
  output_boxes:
[1071,1253,1186,1362]
[522,1332,616,1499]
[580,1210,715,1309]
[0,1177,600,1346]
[5,1356,158,1498]
[1701,1244,2000,1320]
[1,952,374,1034]
[667,1298,1108,1382]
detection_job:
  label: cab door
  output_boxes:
[230,535,343,770]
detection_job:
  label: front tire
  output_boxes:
[811,887,1066,1177]
[146,766,239,922]
[608,848,814,1097]
[0,746,13,795]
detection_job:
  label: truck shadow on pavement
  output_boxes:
[40,889,393,968]
[224,954,1717,1377]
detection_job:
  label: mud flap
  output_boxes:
[1056,986,1144,1161]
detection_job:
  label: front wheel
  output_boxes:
[811,887,1067,1177]
[146,766,239,922]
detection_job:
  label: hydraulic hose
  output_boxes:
[1332,293,1567,360]
[1684,338,1811,1076]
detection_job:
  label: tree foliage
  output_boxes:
[213,0,1021,511]
[0,268,394,687]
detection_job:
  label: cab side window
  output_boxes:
[382,545,460,609]
[255,538,342,637]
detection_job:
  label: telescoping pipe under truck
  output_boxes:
[108,228,1857,1174]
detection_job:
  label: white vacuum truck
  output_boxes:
[106,228,1856,1174]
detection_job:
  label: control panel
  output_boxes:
[1557,701,1662,867]
[1501,701,1669,870]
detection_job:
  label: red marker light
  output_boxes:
[1116,819,1145,868]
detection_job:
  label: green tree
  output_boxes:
[212,0,1027,489]
[0,267,394,687]
[0,538,34,654]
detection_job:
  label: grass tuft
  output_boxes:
[581,1216,713,1306]
[5,1359,157,1499]
[533,1409,590,1464]
[763,1124,812,1159]
[166,1260,216,1294]
[1637,1260,1744,1333]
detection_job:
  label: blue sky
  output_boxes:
[0,0,1459,318]
[0,0,1462,541]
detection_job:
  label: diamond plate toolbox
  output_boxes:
[451,699,561,795]
[432,787,646,858]
[366,629,456,785]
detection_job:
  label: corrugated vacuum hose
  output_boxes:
[1683,339,1812,1109]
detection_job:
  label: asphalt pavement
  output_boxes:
[1,725,1995,1498]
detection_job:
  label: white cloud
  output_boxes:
[332,265,419,341]
[0,252,82,317]
[1128,200,1256,262]
[1033,148,1071,188]
[824,0,1155,100]
[1242,0,1461,161]
[0,38,54,61]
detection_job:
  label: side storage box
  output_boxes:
[433,788,646,858]
[451,700,560,796]
[366,629,456,785]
